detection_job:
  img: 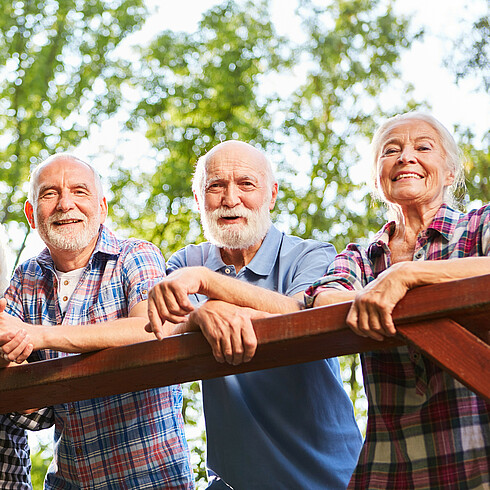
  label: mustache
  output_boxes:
[211,207,255,219]
[47,212,86,225]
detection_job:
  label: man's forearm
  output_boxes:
[26,317,153,353]
[199,268,303,314]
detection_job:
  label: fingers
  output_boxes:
[346,291,397,341]
[1,330,33,364]
[148,282,194,328]
[192,303,258,366]
[240,324,257,363]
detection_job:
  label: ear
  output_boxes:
[444,169,455,187]
[24,201,36,229]
[99,197,108,224]
[269,182,278,211]
[194,192,201,212]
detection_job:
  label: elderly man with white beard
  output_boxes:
[0,154,194,489]
[147,140,363,490]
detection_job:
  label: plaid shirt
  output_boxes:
[5,225,194,490]
[306,204,490,489]
[1,410,53,490]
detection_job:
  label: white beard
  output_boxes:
[36,211,100,252]
[201,200,272,250]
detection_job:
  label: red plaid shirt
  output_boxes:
[306,204,490,489]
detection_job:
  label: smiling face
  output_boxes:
[25,156,107,256]
[197,141,278,250]
[376,119,455,209]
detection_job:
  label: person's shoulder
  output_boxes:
[453,203,490,224]
[16,254,45,275]
[278,230,336,255]
[101,227,162,257]
[167,241,213,270]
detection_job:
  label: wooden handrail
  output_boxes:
[1,274,489,412]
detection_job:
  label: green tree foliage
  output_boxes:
[459,128,490,207]
[278,0,421,252]
[443,3,489,210]
[109,0,291,253]
[0,0,147,264]
[446,8,489,93]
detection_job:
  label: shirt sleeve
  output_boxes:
[304,244,370,307]
[8,407,54,431]
[166,247,187,274]
[4,267,25,320]
[283,241,337,297]
[121,240,166,311]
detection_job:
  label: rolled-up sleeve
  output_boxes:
[304,244,370,307]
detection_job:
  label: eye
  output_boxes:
[40,190,57,199]
[205,182,223,192]
[417,145,431,151]
[383,147,398,156]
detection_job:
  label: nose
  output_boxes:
[56,190,76,212]
[398,145,417,164]
[221,184,241,207]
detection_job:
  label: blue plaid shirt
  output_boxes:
[5,225,194,489]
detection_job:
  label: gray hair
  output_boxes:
[370,112,465,207]
[28,153,104,207]
[192,142,276,207]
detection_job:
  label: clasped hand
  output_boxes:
[0,298,33,364]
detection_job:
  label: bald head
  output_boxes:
[28,153,103,207]
[192,141,276,207]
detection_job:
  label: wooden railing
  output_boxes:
[1,274,489,413]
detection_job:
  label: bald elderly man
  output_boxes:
[0,154,194,489]
[147,141,363,489]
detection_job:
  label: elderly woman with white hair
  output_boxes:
[306,112,490,489]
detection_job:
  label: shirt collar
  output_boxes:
[202,224,280,277]
[425,203,460,241]
[367,203,460,259]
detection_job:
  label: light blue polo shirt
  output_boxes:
[167,225,363,489]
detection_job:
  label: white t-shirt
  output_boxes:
[55,268,84,314]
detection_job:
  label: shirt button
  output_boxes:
[224,268,231,274]
[414,251,423,259]
[64,280,69,285]
[75,447,83,456]
[142,289,148,295]
[69,405,76,414]
[63,296,68,302]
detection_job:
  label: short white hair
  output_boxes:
[192,142,276,206]
[371,112,465,207]
[28,153,104,206]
